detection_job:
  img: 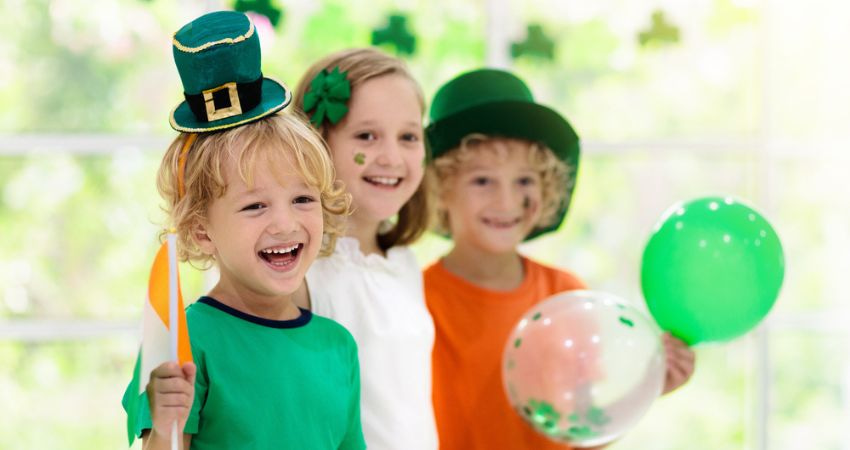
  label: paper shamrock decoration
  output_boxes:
[512,24,555,61]
[233,0,283,28]
[372,14,416,56]
[638,10,680,46]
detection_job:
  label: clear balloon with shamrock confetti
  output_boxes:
[502,290,665,447]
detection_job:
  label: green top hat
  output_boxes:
[425,68,580,240]
[169,11,291,132]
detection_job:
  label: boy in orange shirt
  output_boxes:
[423,69,695,450]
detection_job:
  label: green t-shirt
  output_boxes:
[123,296,365,450]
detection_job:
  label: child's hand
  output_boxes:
[661,333,695,395]
[146,361,196,442]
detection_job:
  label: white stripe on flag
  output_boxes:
[140,297,171,393]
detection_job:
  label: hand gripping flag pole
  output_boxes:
[126,134,195,448]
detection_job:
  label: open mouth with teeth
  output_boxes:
[482,217,522,229]
[258,244,303,269]
[363,176,402,188]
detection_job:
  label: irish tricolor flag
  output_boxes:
[125,233,193,447]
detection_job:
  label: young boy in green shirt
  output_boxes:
[122,11,364,449]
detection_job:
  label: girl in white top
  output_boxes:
[293,48,437,450]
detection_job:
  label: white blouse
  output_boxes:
[305,237,438,450]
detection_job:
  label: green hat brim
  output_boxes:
[169,78,291,133]
[426,101,580,240]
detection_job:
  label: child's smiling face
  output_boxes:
[195,150,324,302]
[325,73,425,228]
[441,139,543,255]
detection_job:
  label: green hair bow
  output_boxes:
[303,67,351,126]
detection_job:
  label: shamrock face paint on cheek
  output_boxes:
[523,195,531,210]
[354,152,366,165]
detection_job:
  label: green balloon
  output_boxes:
[641,197,784,344]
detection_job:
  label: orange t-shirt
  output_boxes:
[424,257,587,450]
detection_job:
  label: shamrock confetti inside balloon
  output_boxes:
[503,290,665,447]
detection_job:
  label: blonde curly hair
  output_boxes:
[156,112,351,267]
[427,134,573,237]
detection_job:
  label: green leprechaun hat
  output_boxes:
[425,68,581,240]
[169,11,291,132]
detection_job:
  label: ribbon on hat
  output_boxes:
[302,67,351,126]
[177,133,197,199]
[183,76,264,123]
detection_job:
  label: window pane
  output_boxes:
[0,337,138,449]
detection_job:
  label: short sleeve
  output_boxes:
[120,356,206,439]
[121,355,153,441]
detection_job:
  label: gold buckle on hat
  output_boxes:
[203,82,242,121]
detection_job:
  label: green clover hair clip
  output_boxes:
[302,67,351,127]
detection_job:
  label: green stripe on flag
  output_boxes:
[122,351,142,446]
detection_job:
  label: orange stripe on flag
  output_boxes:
[147,241,193,364]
